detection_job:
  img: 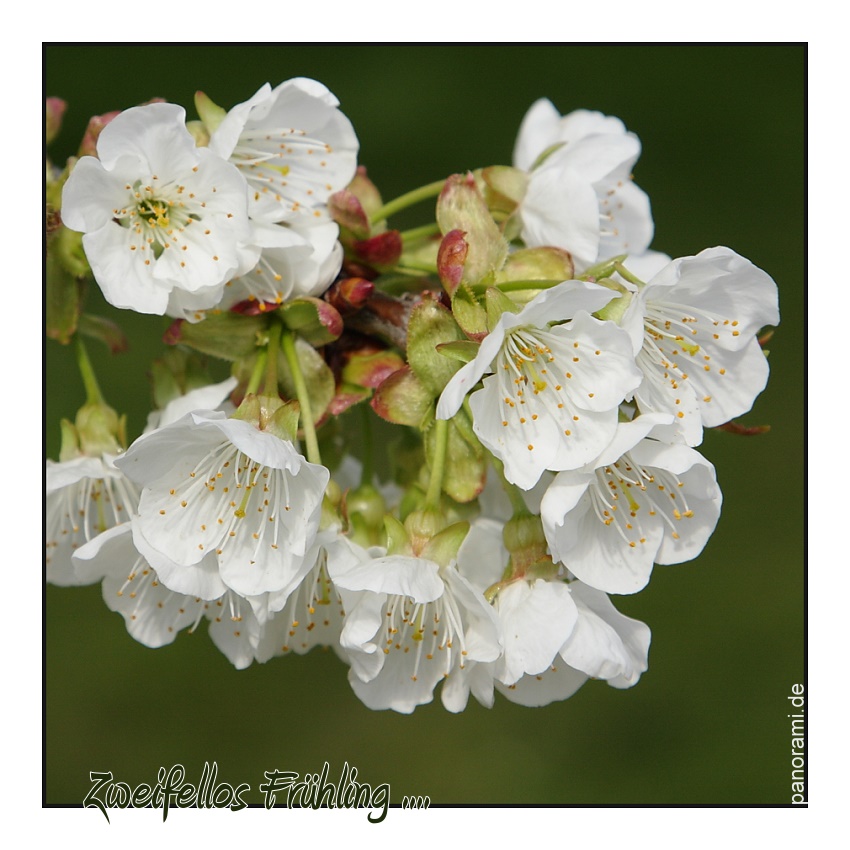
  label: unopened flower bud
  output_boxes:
[46,98,67,146]
[78,110,121,157]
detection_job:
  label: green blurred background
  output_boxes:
[45,44,805,805]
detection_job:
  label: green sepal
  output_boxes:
[45,247,83,345]
[194,91,227,135]
[276,335,335,423]
[407,299,467,396]
[420,521,470,569]
[479,165,528,214]
[371,366,434,428]
[185,120,210,147]
[451,283,488,340]
[53,222,91,279]
[436,173,508,286]
[529,141,566,171]
[230,393,299,442]
[58,418,81,462]
[594,284,632,325]
[150,348,215,411]
[495,246,575,287]
[75,401,124,456]
[435,340,480,364]
[165,312,270,361]
[279,297,344,346]
[383,514,411,556]
[485,286,522,331]
[266,399,301,443]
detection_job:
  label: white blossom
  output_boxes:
[208,78,359,225]
[115,411,329,600]
[61,102,256,317]
[437,281,642,490]
[541,413,722,594]
[619,246,780,445]
[513,100,653,270]
[335,546,502,714]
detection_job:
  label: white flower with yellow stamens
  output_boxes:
[541,413,722,594]
[61,102,256,317]
[208,78,359,226]
[495,580,651,707]
[74,520,265,668]
[619,246,780,446]
[114,411,329,600]
[335,551,502,714]
[437,281,642,491]
[513,100,654,271]
[46,454,139,586]
[209,220,343,316]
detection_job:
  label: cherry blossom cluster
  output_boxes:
[45,81,779,713]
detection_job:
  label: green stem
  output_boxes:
[244,350,268,396]
[360,404,374,484]
[395,259,439,275]
[75,336,104,406]
[425,418,449,508]
[399,222,442,244]
[263,324,282,397]
[370,178,446,225]
[612,261,646,288]
[281,329,322,466]
[471,278,565,295]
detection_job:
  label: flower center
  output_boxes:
[382,588,467,682]
[589,451,694,546]
[113,179,200,259]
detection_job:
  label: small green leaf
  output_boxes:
[435,340,480,364]
[451,284,488,340]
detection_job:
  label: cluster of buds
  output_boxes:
[45,81,778,713]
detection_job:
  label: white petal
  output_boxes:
[496,664,588,707]
[495,580,578,685]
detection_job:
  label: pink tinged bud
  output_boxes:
[325,277,375,315]
[46,97,67,145]
[163,319,184,346]
[342,348,406,390]
[437,230,469,297]
[78,110,121,157]
[347,166,385,221]
[436,173,508,286]
[329,189,371,240]
[327,388,371,416]
[371,366,433,428]
[77,314,129,355]
[353,231,403,269]
[280,297,344,346]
